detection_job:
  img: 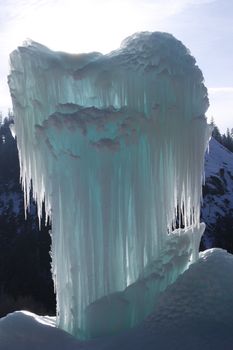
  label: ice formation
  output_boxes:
[8,32,211,338]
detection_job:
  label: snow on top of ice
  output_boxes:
[15,39,102,72]
[146,248,233,328]
[110,31,198,74]
[85,224,205,338]
[133,248,233,350]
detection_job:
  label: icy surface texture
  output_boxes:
[8,32,211,338]
[85,223,205,338]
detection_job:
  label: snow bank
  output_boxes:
[0,311,80,350]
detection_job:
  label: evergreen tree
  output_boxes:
[211,118,233,153]
[0,117,55,317]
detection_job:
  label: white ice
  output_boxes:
[8,32,211,338]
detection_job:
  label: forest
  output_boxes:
[0,116,55,317]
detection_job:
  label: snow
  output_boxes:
[85,224,205,338]
[1,249,233,350]
[0,311,80,350]
[8,32,211,338]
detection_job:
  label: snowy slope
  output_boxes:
[202,137,233,247]
[1,248,233,350]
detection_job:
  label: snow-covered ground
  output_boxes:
[1,248,233,350]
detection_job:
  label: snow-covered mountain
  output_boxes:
[201,137,233,248]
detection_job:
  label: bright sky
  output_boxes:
[0,0,232,132]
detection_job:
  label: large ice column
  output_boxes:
[8,32,211,338]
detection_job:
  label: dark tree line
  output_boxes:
[211,120,233,153]
[0,117,55,317]
[212,214,233,253]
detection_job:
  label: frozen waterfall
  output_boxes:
[8,32,211,339]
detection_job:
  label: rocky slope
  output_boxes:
[201,137,233,250]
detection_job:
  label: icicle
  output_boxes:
[8,32,212,339]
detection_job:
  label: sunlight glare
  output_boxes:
[8,0,143,54]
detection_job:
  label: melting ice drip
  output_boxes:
[8,32,211,339]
